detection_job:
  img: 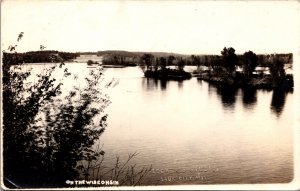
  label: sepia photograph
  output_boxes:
[1,0,300,190]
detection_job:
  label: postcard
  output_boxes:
[1,0,300,190]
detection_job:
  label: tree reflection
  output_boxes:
[212,84,238,109]
[160,79,167,90]
[142,78,168,91]
[177,80,183,89]
[142,78,158,91]
[241,87,257,109]
[218,86,238,109]
[207,82,216,96]
[270,89,288,117]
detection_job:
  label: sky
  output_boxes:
[1,0,300,55]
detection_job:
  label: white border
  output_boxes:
[1,0,300,190]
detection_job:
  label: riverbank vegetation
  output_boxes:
[99,51,139,66]
[141,54,192,80]
[2,51,79,64]
[92,49,294,89]
[3,38,109,188]
[193,47,293,90]
[2,33,151,188]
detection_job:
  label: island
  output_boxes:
[192,47,293,90]
[141,53,192,80]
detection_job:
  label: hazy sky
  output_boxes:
[1,0,300,54]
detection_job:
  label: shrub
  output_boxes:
[2,33,110,188]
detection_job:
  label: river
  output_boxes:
[22,63,294,185]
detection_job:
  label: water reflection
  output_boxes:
[106,67,293,184]
[142,78,170,91]
[204,81,291,116]
[142,78,158,91]
[215,85,238,110]
[12,65,294,186]
[241,87,257,110]
[160,80,167,90]
[206,81,215,96]
[177,80,183,89]
[270,89,288,118]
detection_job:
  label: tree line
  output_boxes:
[194,47,293,89]
[138,47,292,89]
[139,51,292,68]
[2,51,79,65]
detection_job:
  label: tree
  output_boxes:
[141,53,154,70]
[269,56,286,88]
[159,57,167,70]
[167,55,175,66]
[243,51,258,79]
[87,59,94,65]
[177,58,185,71]
[2,33,110,187]
[191,55,202,71]
[221,47,238,73]
[154,57,159,71]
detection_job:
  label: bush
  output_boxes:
[2,33,110,188]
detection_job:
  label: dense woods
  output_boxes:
[2,51,79,65]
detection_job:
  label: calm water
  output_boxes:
[23,63,294,185]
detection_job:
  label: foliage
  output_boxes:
[177,58,185,71]
[158,57,167,70]
[87,59,99,65]
[167,55,175,66]
[2,33,110,188]
[2,51,78,64]
[141,54,154,70]
[144,67,191,80]
[191,55,201,68]
[78,150,152,186]
[221,47,238,72]
[269,56,286,88]
[243,51,258,79]
[196,48,292,89]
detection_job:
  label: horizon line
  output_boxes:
[4,49,294,56]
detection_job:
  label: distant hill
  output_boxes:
[97,50,139,57]
[75,51,98,55]
[97,50,187,58]
[133,51,188,58]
